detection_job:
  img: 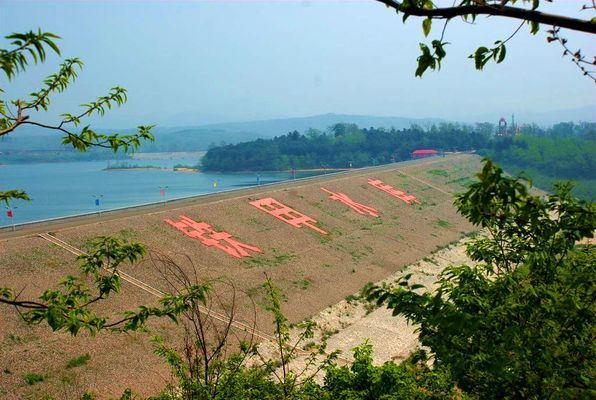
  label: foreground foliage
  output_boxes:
[367,160,596,399]
[150,344,470,400]
[150,280,469,400]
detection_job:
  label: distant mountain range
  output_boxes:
[1,109,593,154]
[194,113,444,136]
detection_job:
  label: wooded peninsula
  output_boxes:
[201,121,595,199]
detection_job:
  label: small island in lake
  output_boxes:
[104,161,163,171]
[173,163,201,172]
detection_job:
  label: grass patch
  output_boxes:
[433,219,452,229]
[243,250,296,268]
[23,373,44,385]
[422,256,439,266]
[18,247,45,262]
[302,341,317,351]
[364,301,377,315]
[66,353,91,369]
[247,217,271,232]
[345,294,360,304]
[435,241,457,252]
[6,333,22,344]
[272,253,295,265]
[462,230,480,239]
[427,169,449,177]
[291,278,312,290]
[246,284,287,309]
[245,286,263,299]
[321,328,340,341]
[118,228,138,240]
[349,249,368,261]
[446,176,475,187]
[361,218,384,231]
[311,200,342,218]
[349,245,373,262]
[306,226,340,244]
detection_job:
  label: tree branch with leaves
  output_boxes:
[0,236,212,336]
[376,0,596,82]
[0,29,155,210]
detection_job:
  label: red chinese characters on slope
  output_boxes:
[164,215,262,259]
[165,178,420,258]
[249,197,328,235]
[320,187,379,218]
[367,178,420,205]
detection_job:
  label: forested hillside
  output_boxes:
[202,121,595,199]
[484,122,595,199]
[201,123,491,171]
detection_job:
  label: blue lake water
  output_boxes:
[0,159,323,226]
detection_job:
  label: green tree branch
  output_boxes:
[375,0,596,80]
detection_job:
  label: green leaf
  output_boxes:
[497,44,506,63]
[422,18,432,37]
[472,46,489,70]
[0,189,31,206]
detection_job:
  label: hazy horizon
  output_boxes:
[1,0,594,129]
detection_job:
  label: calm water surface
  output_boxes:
[1,159,321,226]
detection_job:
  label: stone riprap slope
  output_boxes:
[0,154,480,399]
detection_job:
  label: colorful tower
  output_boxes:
[497,117,508,137]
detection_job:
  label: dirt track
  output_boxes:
[0,154,481,399]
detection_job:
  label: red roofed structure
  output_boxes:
[411,149,438,159]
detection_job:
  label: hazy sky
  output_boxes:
[1,0,594,128]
